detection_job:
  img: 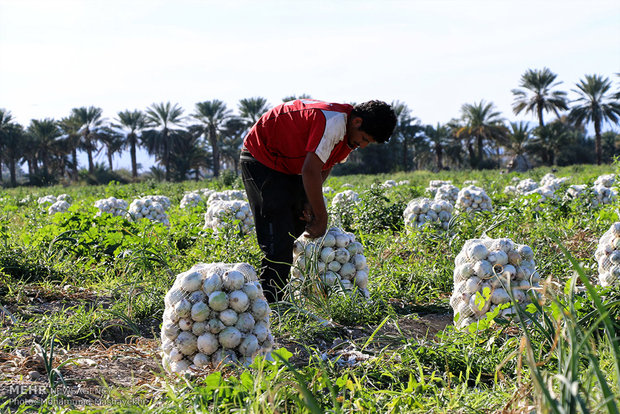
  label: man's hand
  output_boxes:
[300,202,313,223]
[304,212,328,239]
[301,152,329,238]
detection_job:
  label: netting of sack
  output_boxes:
[207,190,247,206]
[290,227,370,299]
[144,195,172,210]
[594,174,615,188]
[161,262,273,374]
[180,192,204,209]
[203,200,254,235]
[425,180,452,198]
[434,184,459,205]
[455,185,493,213]
[94,197,128,217]
[127,198,170,226]
[450,238,541,330]
[48,200,70,215]
[331,190,361,208]
[595,222,620,287]
[403,198,452,231]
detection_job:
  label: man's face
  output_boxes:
[346,117,376,150]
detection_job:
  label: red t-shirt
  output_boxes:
[243,99,354,174]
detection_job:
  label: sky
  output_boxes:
[1,0,619,170]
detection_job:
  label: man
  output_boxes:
[240,99,397,302]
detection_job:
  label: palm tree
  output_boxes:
[71,106,105,173]
[192,100,232,178]
[115,110,147,178]
[143,102,186,181]
[238,97,271,126]
[0,109,14,185]
[168,130,209,181]
[511,67,568,128]
[282,94,312,102]
[456,101,508,169]
[569,74,620,165]
[96,127,124,171]
[424,123,452,171]
[391,101,422,171]
[505,121,532,156]
[220,117,247,175]
[26,119,62,176]
[0,109,25,186]
[58,114,83,180]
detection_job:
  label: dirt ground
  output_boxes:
[0,289,453,407]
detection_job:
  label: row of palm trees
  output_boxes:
[374,70,619,173]
[0,70,619,187]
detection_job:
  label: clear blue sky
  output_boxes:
[1,0,619,170]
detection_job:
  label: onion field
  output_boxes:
[0,164,619,413]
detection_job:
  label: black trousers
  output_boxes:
[240,154,307,302]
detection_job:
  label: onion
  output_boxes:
[223,270,245,291]
[229,290,250,313]
[197,332,219,355]
[219,327,242,348]
[180,271,203,292]
[219,309,239,326]
[175,331,198,355]
[208,291,229,311]
[191,302,210,322]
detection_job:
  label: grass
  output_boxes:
[0,164,619,412]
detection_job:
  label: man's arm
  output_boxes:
[301,152,329,238]
[321,167,332,183]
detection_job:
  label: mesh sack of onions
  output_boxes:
[434,184,459,205]
[57,193,72,203]
[403,198,452,231]
[127,198,170,226]
[540,173,570,190]
[331,190,360,208]
[450,237,541,330]
[380,179,397,189]
[161,262,273,374]
[425,180,452,198]
[290,227,369,299]
[180,192,204,209]
[48,200,70,215]
[595,222,620,287]
[94,197,128,217]
[144,195,171,210]
[37,195,57,205]
[203,200,254,235]
[207,190,247,206]
[594,174,615,188]
[593,184,617,206]
[455,185,493,214]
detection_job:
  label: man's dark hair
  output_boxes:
[352,100,397,143]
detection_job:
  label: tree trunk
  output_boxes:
[403,138,408,171]
[72,149,78,180]
[9,157,16,187]
[476,135,483,169]
[436,144,443,171]
[87,149,94,173]
[537,104,544,128]
[210,126,220,177]
[467,140,476,169]
[595,119,602,165]
[107,151,113,171]
[130,137,137,178]
[163,129,170,181]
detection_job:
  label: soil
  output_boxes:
[0,288,454,407]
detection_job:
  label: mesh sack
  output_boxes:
[161,262,273,374]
